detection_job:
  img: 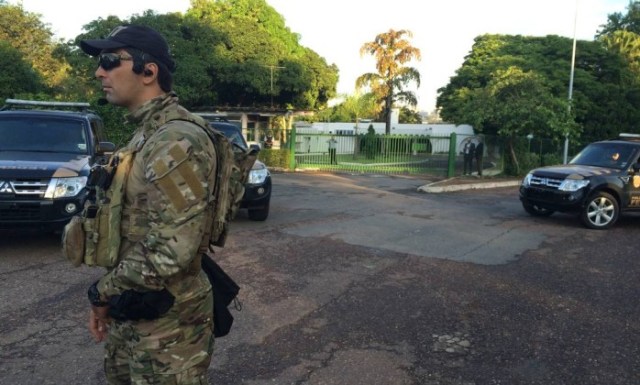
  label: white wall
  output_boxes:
[294,121,475,155]
[296,121,473,136]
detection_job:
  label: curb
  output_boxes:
[418,179,520,193]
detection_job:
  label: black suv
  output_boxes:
[200,117,271,221]
[0,99,114,231]
[520,134,640,229]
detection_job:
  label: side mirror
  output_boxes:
[249,144,261,156]
[633,162,640,173]
[94,142,116,165]
[97,141,116,154]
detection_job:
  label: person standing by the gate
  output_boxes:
[474,139,484,176]
[462,140,475,175]
[327,134,338,165]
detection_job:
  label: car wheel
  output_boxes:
[522,202,554,217]
[580,191,618,229]
[248,202,269,221]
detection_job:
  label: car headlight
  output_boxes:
[247,164,269,184]
[44,176,87,198]
[521,173,533,187]
[558,179,589,192]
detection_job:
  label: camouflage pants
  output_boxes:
[104,290,214,385]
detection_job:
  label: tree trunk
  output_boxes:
[385,93,392,135]
[508,135,520,175]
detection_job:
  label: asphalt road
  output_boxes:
[0,172,639,385]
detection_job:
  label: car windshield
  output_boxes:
[210,123,248,151]
[0,117,87,154]
[569,142,636,169]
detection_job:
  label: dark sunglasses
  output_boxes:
[97,53,133,71]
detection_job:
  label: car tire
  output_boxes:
[580,191,619,229]
[248,201,269,221]
[522,202,554,217]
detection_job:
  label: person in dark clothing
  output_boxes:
[475,140,484,176]
[462,140,475,175]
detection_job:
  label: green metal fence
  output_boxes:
[292,130,455,176]
[248,126,569,178]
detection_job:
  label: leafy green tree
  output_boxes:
[601,30,640,58]
[438,34,640,149]
[398,107,421,123]
[356,29,421,134]
[341,92,378,123]
[63,3,339,139]
[279,50,338,109]
[4,0,338,136]
[483,66,577,173]
[0,1,69,91]
[187,0,337,110]
[597,1,640,37]
[0,41,43,99]
[317,92,378,123]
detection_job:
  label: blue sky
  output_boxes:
[11,0,631,112]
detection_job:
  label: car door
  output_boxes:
[624,149,640,210]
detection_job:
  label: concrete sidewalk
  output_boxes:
[418,169,521,193]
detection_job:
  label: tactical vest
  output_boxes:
[62,147,135,268]
[62,104,254,268]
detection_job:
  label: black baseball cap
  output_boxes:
[80,25,176,72]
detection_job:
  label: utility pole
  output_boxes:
[564,0,578,164]
[263,65,285,108]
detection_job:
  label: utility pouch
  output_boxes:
[81,205,100,266]
[63,150,135,268]
[85,150,133,268]
[62,215,85,267]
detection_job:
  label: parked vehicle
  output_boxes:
[519,134,640,229]
[0,99,114,231]
[200,117,271,221]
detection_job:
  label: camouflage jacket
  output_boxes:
[96,93,216,303]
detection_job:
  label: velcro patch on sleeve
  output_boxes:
[169,145,206,200]
[152,159,189,212]
[150,143,208,213]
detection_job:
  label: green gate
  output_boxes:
[250,126,566,178]
[291,128,457,176]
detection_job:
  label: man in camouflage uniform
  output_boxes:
[79,25,215,384]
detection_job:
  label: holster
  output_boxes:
[108,289,175,321]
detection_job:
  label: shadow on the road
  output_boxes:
[0,229,61,248]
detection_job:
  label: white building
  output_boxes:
[294,120,474,154]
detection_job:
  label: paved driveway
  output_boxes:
[0,172,638,385]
